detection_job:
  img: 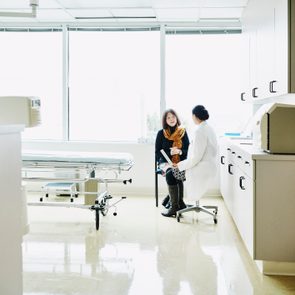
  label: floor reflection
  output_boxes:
[23,224,135,295]
[156,223,217,295]
[22,195,295,295]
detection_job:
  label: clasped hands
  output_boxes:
[170,147,180,168]
[170,147,181,156]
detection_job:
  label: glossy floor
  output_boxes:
[23,195,295,295]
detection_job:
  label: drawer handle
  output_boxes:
[237,155,242,159]
[269,80,277,93]
[239,176,246,190]
[245,161,250,166]
[252,87,258,98]
[228,164,234,175]
[220,156,225,165]
[232,151,236,155]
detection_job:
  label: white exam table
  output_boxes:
[22,150,134,230]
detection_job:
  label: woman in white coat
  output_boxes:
[174,105,218,202]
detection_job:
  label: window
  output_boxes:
[0,29,248,142]
[68,30,160,142]
[165,33,251,136]
[0,31,63,140]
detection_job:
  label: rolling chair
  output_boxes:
[176,198,218,224]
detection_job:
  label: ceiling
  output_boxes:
[0,0,248,27]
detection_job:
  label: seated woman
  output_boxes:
[155,109,190,217]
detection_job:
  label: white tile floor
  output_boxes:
[22,194,295,295]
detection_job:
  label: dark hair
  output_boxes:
[162,109,181,129]
[192,105,209,121]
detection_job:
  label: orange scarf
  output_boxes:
[163,127,185,163]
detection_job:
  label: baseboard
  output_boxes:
[256,260,295,276]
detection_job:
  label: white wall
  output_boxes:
[22,140,221,199]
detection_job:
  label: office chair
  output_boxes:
[176,200,218,224]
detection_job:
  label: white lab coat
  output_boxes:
[177,121,218,201]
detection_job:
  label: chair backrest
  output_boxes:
[155,159,161,207]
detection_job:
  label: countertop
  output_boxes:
[220,137,295,161]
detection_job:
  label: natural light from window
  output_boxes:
[0,30,251,143]
[165,33,252,137]
[68,30,160,142]
[0,31,63,140]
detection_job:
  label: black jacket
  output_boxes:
[155,128,190,164]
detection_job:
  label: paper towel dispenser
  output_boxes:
[258,103,295,154]
[0,96,41,127]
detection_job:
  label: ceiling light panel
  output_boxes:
[111,8,155,17]
[155,8,199,21]
[0,0,62,9]
[0,0,29,9]
[152,0,201,8]
[58,0,152,9]
[67,9,112,18]
[36,8,74,20]
[37,0,63,9]
[199,0,248,8]
[200,7,243,18]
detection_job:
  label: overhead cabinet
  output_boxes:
[241,0,289,101]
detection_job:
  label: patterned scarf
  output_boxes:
[163,126,185,163]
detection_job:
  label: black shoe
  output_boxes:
[178,201,186,210]
[161,208,177,217]
[165,201,171,209]
[161,195,170,208]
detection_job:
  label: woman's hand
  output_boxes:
[170,147,182,155]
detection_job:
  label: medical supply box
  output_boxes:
[0,96,41,127]
[259,103,295,154]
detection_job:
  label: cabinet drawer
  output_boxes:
[232,169,254,257]
[231,146,254,179]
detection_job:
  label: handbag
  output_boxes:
[172,167,186,181]
[160,149,186,181]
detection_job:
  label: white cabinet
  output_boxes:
[219,138,295,264]
[241,0,289,101]
[0,125,24,295]
[239,32,251,102]
[219,141,254,257]
[219,144,231,208]
[255,159,295,261]
[274,0,288,94]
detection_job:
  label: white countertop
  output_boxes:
[221,137,295,161]
[0,124,24,134]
